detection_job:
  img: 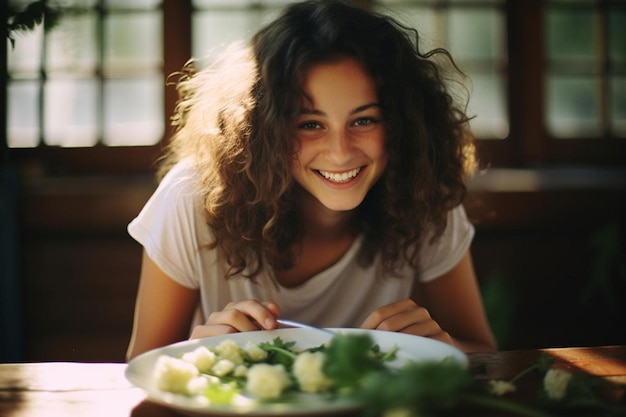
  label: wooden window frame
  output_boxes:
[480,0,625,167]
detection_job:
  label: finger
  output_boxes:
[400,320,443,337]
[375,307,432,332]
[360,299,420,329]
[189,324,238,339]
[207,309,262,332]
[402,323,454,346]
[218,300,279,330]
[262,301,281,320]
[235,300,280,329]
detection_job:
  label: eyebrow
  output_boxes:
[299,102,381,116]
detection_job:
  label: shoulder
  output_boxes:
[159,158,201,192]
[417,205,474,282]
[150,158,206,209]
[130,158,206,234]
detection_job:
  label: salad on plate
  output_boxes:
[125,328,468,416]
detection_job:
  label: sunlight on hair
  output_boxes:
[462,141,479,177]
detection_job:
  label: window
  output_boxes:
[4,0,625,173]
[7,0,164,149]
[378,0,508,140]
[545,0,626,139]
[191,0,291,64]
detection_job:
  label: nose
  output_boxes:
[325,129,355,164]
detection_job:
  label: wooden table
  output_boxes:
[1,346,624,417]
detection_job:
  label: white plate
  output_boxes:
[125,328,468,416]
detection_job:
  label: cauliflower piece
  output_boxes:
[246,364,291,399]
[488,380,516,396]
[153,355,200,394]
[215,339,244,365]
[543,368,573,400]
[245,341,268,362]
[234,364,248,378]
[212,359,235,377]
[182,346,217,373]
[293,351,333,393]
[187,375,209,394]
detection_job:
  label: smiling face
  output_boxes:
[291,57,388,213]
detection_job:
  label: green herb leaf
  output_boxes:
[259,337,298,370]
[322,334,385,389]
[356,359,473,417]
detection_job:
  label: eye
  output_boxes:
[352,117,379,128]
[298,120,322,130]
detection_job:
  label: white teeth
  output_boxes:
[318,168,361,183]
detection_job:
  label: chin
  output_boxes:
[318,197,365,212]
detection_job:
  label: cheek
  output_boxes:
[369,134,388,159]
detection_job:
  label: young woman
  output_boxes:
[126,0,497,360]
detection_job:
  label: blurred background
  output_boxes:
[1,0,625,363]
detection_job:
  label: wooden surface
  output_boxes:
[0,345,624,417]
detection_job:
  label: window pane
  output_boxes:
[192,10,272,60]
[44,79,98,147]
[7,24,42,76]
[465,71,509,139]
[52,0,98,6]
[448,7,507,140]
[103,76,164,146]
[609,12,626,62]
[104,12,162,72]
[546,76,600,138]
[7,81,40,148]
[105,0,161,8]
[546,9,597,63]
[448,8,505,61]
[194,0,258,6]
[380,6,441,52]
[193,0,292,6]
[46,12,98,74]
[611,76,626,136]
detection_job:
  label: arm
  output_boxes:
[126,250,199,360]
[126,251,281,360]
[361,249,497,352]
[417,249,497,352]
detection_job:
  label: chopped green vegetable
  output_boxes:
[322,333,386,389]
[259,337,298,370]
[356,359,472,417]
[204,381,239,404]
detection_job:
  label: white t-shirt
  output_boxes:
[128,159,474,328]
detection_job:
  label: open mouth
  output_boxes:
[317,167,361,183]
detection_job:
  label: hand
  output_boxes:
[360,299,454,345]
[189,300,280,339]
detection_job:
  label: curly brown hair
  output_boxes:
[159,0,476,279]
